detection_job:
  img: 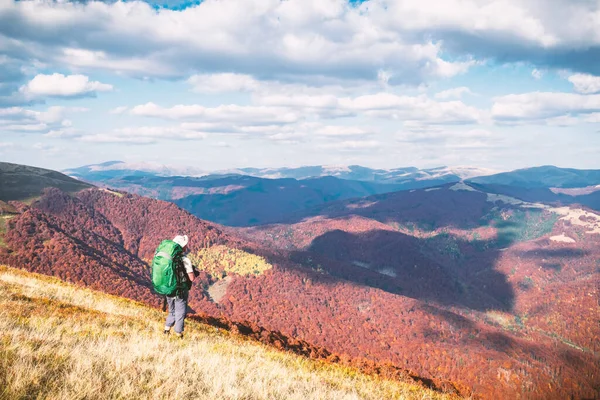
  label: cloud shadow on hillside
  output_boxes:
[286,227,516,312]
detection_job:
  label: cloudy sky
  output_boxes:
[1,0,599,172]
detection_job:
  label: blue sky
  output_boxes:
[1,0,599,172]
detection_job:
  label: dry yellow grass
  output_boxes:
[0,265,458,400]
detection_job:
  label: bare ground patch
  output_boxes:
[207,276,233,303]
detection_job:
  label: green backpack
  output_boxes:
[151,239,188,296]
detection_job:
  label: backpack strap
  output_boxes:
[155,251,173,260]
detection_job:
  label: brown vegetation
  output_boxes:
[0,187,598,399]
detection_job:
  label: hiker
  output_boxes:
[152,234,198,338]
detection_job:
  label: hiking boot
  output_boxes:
[163,329,170,335]
[174,332,183,339]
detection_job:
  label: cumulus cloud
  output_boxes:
[0,0,519,86]
[132,91,485,127]
[320,140,381,150]
[0,106,87,133]
[0,0,596,100]
[188,73,260,93]
[492,92,600,123]
[584,113,600,123]
[368,0,600,75]
[109,106,128,115]
[20,73,113,98]
[80,126,209,144]
[532,69,544,80]
[33,142,62,154]
[130,102,299,125]
[256,92,484,124]
[397,125,494,143]
[568,74,600,94]
[434,87,474,100]
[314,125,373,138]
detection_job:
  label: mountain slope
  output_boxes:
[0,161,92,202]
[1,173,598,399]
[0,265,449,400]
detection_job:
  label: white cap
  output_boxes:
[173,235,189,248]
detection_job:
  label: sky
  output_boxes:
[0,0,599,172]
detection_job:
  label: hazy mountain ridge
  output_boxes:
[63,162,501,227]
[64,162,600,227]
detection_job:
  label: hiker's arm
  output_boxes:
[182,257,195,282]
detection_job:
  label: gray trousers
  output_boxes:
[164,290,188,334]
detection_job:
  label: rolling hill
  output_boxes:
[463,166,600,213]
[467,165,600,188]
[0,161,92,202]
[1,163,598,399]
[65,161,498,183]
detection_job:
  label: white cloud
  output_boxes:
[434,87,474,100]
[0,122,48,132]
[255,92,484,124]
[109,106,128,115]
[20,73,113,98]
[584,113,600,123]
[544,115,580,127]
[397,126,493,143]
[532,69,544,80]
[130,102,300,125]
[45,128,82,138]
[114,126,208,139]
[33,142,62,154]
[568,74,600,94]
[265,132,304,145]
[492,92,600,122]
[0,106,87,133]
[81,126,209,144]
[0,0,504,86]
[188,73,260,93]
[320,140,381,150]
[314,125,373,138]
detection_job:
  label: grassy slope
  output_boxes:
[0,162,93,202]
[0,265,455,400]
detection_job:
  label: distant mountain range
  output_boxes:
[64,162,600,226]
[65,162,503,226]
[64,161,498,183]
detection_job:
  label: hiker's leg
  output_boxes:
[164,296,176,330]
[174,291,189,334]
